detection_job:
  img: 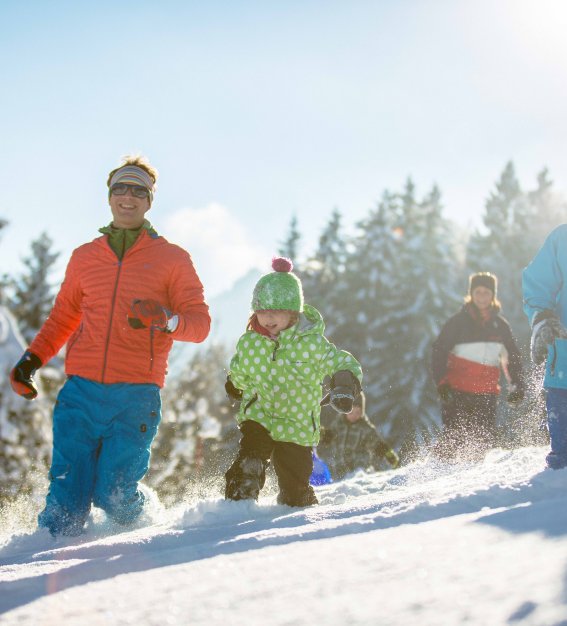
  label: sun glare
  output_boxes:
[509,0,567,65]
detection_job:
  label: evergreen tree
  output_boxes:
[372,182,462,455]
[0,306,51,506]
[329,190,402,353]
[466,162,530,345]
[278,215,301,262]
[465,163,566,447]
[329,182,462,457]
[527,168,566,253]
[0,218,8,306]
[7,232,60,343]
[301,208,347,318]
[0,222,52,506]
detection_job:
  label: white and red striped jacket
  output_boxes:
[431,304,524,395]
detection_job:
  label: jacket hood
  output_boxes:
[286,303,325,339]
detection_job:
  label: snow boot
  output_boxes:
[545,451,567,470]
[38,502,88,537]
[277,485,318,507]
[225,456,267,501]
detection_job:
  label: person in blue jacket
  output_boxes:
[523,224,567,470]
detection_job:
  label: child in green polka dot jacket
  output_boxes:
[224,257,363,506]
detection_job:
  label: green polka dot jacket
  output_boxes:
[229,304,363,446]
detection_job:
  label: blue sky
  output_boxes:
[2,0,567,297]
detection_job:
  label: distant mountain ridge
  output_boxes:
[168,267,262,374]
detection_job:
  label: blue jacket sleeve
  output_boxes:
[523,226,567,326]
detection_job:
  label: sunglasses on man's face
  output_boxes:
[110,183,150,199]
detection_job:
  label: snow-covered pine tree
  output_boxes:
[7,232,60,343]
[145,344,234,504]
[336,181,461,458]
[374,181,462,456]
[278,215,301,263]
[465,163,566,447]
[0,306,51,505]
[466,162,532,347]
[318,190,407,450]
[0,218,9,305]
[327,190,401,358]
[301,208,348,326]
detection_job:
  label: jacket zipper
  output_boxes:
[101,260,123,383]
[272,339,280,361]
[100,230,149,382]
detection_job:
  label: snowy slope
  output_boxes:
[1,447,566,626]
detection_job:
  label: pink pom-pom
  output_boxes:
[272,256,293,273]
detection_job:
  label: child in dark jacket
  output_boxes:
[317,391,399,480]
[224,257,363,506]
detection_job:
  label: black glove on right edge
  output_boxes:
[329,370,361,414]
[531,310,567,365]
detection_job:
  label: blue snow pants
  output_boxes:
[545,388,567,470]
[38,375,161,536]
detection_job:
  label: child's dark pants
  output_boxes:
[225,420,318,506]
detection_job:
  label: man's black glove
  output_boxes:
[10,351,42,400]
[506,385,524,407]
[328,370,361,414]
[437,382,453,404]
[225,377,243,407]
[531,310,567,365]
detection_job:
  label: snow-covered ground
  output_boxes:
[1,446,566,626]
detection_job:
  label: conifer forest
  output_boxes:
[0,162,563,506]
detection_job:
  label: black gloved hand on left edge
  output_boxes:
[10,351,42,400]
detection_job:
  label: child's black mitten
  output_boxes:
[225,376,243,407]
[329,370,360,414]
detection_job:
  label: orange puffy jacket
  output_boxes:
[29,230,210,387]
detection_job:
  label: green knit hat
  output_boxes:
[252,257,304,312]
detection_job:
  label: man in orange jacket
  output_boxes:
[10,155,211,536]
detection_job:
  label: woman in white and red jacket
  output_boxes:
[431,272,524,460]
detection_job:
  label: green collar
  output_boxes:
[98,219,158,259]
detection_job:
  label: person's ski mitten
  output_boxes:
[225,377,243,407]
[531,310,567,364]
[329,370,361,414]
[437,382,453,404]
[10,351,42,400]
[128,299,175,332]
[506,385,524,407]
[385,449,400,468]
